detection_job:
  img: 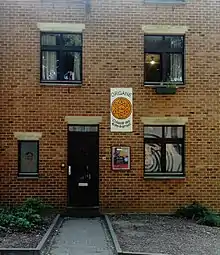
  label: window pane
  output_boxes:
[145,143,161,173]
[20,142,38,173]
[144,36,163,51]
[164,54,183,82]
[170,54,183,82]
[144,126,162,138]
[42,51,59,81]
[165,127,183,138]
[165,36,183,50]
[69,126,98,132]
[63,34,82,46]
[63,52,81,81]
[166,144,183,172]
[145,54,161,82]
[41,34,60,45]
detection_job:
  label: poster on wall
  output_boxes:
[110,88,133,132]
[112,147,130,170]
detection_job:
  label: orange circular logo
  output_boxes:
[111,97,132,119]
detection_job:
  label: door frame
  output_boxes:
[67,124,99,207]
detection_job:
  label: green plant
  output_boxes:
[175,202,220,227]
[175,202,209,220]
[197,213,220,227]
[0,197,53,231]
[12,217,33,230]
[23,197,50,212]
[0,213,12,226]
[28,213,42,224]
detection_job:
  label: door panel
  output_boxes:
[68,126,99,207]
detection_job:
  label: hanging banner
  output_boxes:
[110,88,133,132]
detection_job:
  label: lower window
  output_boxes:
[18,141,39,176]
[144,126,185,177]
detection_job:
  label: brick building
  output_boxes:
[1,0,220,213]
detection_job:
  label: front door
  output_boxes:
[68,125,99,207]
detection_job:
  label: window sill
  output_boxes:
[40,81,82,87]
[144,82,185,87]
[18,174,39,179]
[144,175,185,180]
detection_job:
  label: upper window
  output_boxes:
[41,33,82,83]
[18,141,39,176]
[144,126,185,177]
[144,35,184,85]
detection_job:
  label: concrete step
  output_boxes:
[62,206,101,217]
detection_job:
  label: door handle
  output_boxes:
[86,173,91,180]
[68,166,71,176]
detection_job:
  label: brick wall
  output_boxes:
[1,0,220,212]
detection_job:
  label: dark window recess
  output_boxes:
[41,33,82,83]
[144,126,185,177]
[18,141,39,176]
[144,35,184,85]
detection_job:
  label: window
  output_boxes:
[18,141,39,176]
[144,126,185,177]
[144,35,184,84]
[41,33,82,83]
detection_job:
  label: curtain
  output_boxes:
[42,35,57,80]
[74,52,81,81]
[73,35,81,81]
[170,54,182,82]
[170,37,183,82]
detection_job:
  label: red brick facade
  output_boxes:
[1,0,220,213]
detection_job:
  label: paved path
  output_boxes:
[48,217,115,255]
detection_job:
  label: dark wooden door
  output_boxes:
[67,125,99,207]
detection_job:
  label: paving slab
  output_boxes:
[48,217,115,255]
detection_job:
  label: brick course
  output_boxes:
[0,0,220,212]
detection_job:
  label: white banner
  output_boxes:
[110,88,133,132]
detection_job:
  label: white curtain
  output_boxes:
[74,52,81,81]
[42,35,57,80]
[170,54,182,82]
[170,37,183,82]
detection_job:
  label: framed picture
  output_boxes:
[112,146,130,170]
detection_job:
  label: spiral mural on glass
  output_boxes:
[166,144,182,172]
[144,126,183,173]
[145,143,161,173]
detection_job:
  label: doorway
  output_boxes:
[67,125,99,207]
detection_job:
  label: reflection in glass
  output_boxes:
[63,52,81,81]
[144,126,162,138]
[165,36,183,49]
[165,126,183,138]
[145,143,161,173]
[145,54,161,82]
[42,51,59,80]
[41,34,60,45]
[63,34,82,46]
[166,144,182,172]
[144,36,163,51]
[20,142,38,173]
